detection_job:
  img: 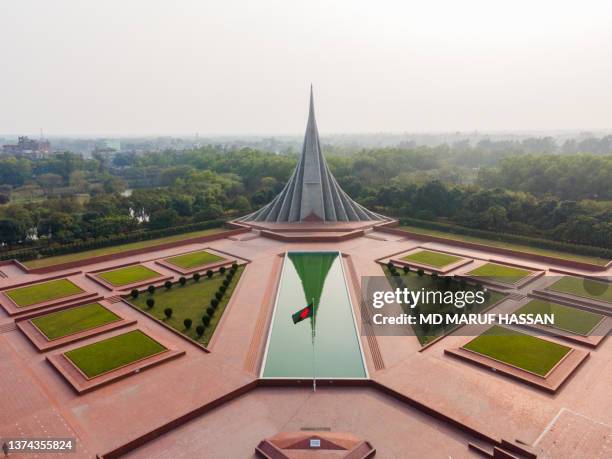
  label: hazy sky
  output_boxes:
[1,0,612,136]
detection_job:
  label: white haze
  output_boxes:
[1,0,611,136]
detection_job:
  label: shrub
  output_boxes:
[417,269,424,277]
[164,280,172,290]
[232,262,238,270]
[220,285,227,293]
[202,315,211,326]
[219,266,226,275]
[206,269,213,279]
[147,285,156,295]
[195,325,205,337]
[211,298,219,308]
[183,318,192,329]
[206,306,215,316]
[215,291,223,300]
[2,219,227,264]
[131,289,139,299]
[164,307,173,319]
[400,217,612,260]
[179,276,187,286]
[387,261,394,270]
[222,278,230,287]
[146,298,155,308]
[193,272,201,282]
[403,266,410,274]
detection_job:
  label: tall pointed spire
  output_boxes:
[238,87,386,223]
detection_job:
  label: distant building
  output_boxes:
[102,138,121,151]
[2,136,51,159]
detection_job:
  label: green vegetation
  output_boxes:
[166,250,224,269]
[98,265,161,286]
[467,263,532,284]
[31,303,120,340]
[548,276,612,304]
[65,330,166,378]
[6,279,83,307]
[478,154,612,201]
[463,325,571,376]
[513,300,603,335]
[1,146,611,263]
[131,266,244,345]
[399,222,610,266]
[378,176,611,251]
[22,227,226,269]
[383,266,506,345]
[401,250,462,268]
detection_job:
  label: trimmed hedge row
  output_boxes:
[198,264,238,334]
[141,263,240,341]
[0,219,226,262]
[400,217,612,260]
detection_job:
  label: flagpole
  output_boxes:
[312,297,316,392]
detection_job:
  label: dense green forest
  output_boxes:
[0,142,610,256]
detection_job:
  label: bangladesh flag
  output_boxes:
[292,302,314,324]
[288,252,338,330]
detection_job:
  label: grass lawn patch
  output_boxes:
[401,249,462,268]
[383,267,507,345]
[32,303,121,340]
[548,276,612,304]
[166,250,224,269]
[399,224,610,266]
[23,227,226,269]
[467,262,532,284]
[6,279,83,307]
[65,330,166,378]
[463,325,571,376]
[514,299,604,335]
[98,265,161,287]
[131,266,244,346]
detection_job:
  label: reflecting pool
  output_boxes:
[262,252,367,379]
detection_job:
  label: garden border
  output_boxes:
[87,265,171,292]
[0,278,98,317]
[24,226,249,274]
[377,223,611,272]
[16,301,136,352]
[444,338,589,393]
[390,248,474,275]
[154,246,246,275]
[47,344,184,394]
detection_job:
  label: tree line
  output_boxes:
[0,144,610,254]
